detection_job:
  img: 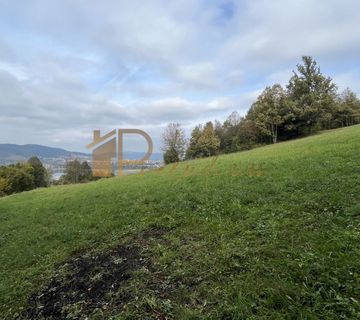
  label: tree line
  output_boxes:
[0,156,50,196]
[0,157,95,197]
[162,56,360,163]
[55,159,94,185]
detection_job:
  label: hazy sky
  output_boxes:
[1,0,360,152]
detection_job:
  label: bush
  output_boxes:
[0,177,10,196]
[163,148,180,164]
[0,163,35,195]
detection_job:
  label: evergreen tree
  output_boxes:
[185,125,203,159]
[80,161,93,181]
[163,147,180,164]
[335,88,360,127]
[28,156,49,187]
[287,56,337,134]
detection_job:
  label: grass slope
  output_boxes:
[1,126,360,319]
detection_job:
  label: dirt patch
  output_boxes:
[24,225,171,320]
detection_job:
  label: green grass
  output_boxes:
[1,125,360,319]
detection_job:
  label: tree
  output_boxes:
[214,120,225,151]
[248,84,287,143]
[287,56,337,134]
[334,88,360,127]
[62,160,93,184]
[28,156,49,187]
[219,112,243,153]
[162,123,186,164]
[197,122,220,157]
[80,161,93,181]
[181,57,360,160]
[185,125,203,159]
[237,119,260,150]
[62,160,82,184]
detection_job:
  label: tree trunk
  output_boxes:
[271,123,277,144]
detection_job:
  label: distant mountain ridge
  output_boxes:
[0,144,163,162]
[0,144,88,161]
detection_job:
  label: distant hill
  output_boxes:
[0,144,88,161]
[0,144,163,162]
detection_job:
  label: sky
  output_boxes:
[1,0,360,153]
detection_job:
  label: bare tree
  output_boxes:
[162,123,186,163]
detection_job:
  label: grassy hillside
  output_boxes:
[1,126,360,319]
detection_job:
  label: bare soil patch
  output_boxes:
[25,225,171,319]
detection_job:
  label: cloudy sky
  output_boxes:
[1,0,360,152]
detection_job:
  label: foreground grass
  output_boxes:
[0,126,360,319]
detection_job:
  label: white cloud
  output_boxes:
[265,69,293,87]
[175,63,219,88]
[1,0,360,151]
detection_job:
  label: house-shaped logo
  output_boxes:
[86,129,153,177]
